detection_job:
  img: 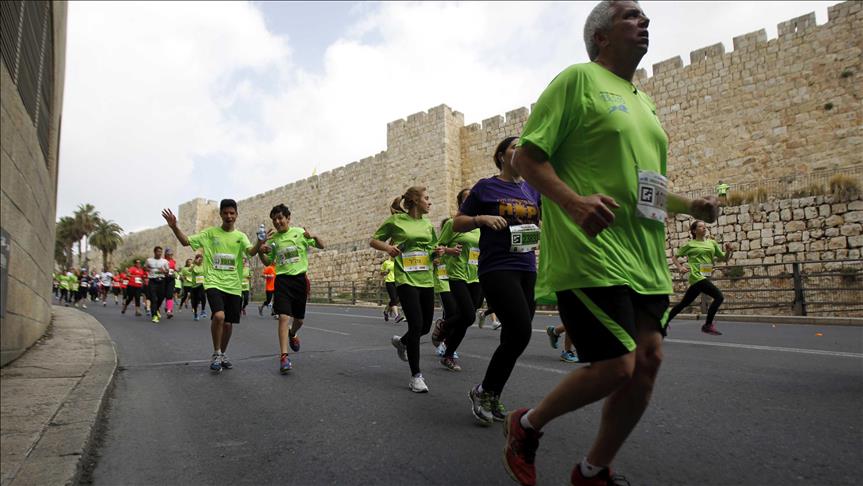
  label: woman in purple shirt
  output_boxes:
[454,136,541,426]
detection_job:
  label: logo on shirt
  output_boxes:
[599,91,629,115]
[498,199,538,222]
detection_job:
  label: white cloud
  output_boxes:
[58,1,837,233]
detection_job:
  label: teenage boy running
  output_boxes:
[163,199,267,373]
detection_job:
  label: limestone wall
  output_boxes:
[105,2,863,312]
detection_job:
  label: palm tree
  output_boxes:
[73,204,101,268]
[55,216,77,269]
[90,219,124,270]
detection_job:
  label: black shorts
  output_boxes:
[557,286,670,363]
[273,273,308,319]
[206,288,243,323]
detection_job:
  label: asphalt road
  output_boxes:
[80,301,863,485]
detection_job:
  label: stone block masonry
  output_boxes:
[106,2,862,303]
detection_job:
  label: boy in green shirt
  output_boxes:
[258,204,324,374]
[163,199,267,373]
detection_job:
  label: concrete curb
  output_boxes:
[0,306,117,486]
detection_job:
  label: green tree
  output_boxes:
[55,216,78,269]
[90,219,124,270]
[73,203,101,268]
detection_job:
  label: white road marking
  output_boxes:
[665,338,863,359]
[304,326,350,336]
[307,311,381,321]
[455,352,571,375]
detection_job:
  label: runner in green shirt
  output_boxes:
[501,3,723,485]
[178,258,194,310]
[370,186,439,393]
[431,189,483,371]
[669,220,734,335]
[189,255,208,321]
[58,270,72,306]
[380,258,402,322]
[258,203,325,374]
[162,199,267,373]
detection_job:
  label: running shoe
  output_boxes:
[220,354,233,369]
[193,315,199,322]
[409,374,429,393]
[546,326,560,349]
[200,312,208,319]
[503,408,543,486]
[121,306,126,314]
[167,311,173,320]
[560,351,579,363]
[289,334,301,352]
[469,385,494,426]
[491,395,507,422]
[146,309,151,317]
[440,356,462,372]
[436,343,447,357]
[431,319,445,347]
[383,309,389,322]
[701,323,722,335]
[151,314,160,324]
[570,465,630,486]
[491,319,502,330]
[477,309,486,328]
[258,304,264,317]
[280,353,292,374]
[391,335,408,362]
[394,313,404,323]
[82,303,87,309]
[209,353,222,373]
[103,301,107,307]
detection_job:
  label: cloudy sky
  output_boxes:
[57,1,838,233]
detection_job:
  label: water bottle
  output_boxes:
[257,223,267,242]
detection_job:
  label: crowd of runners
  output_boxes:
[60,2,749,484]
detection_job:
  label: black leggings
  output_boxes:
[263,290,274,307]
[385,282,399,307]
[242,291,249,310]
[180,287,191,306]
[191,286,206,313]
[124,287,141,307]
[668,278,725,325]
[396,285,435,376]
[442,280,483,357]
[480,271,536,394]
[439,291,457,321]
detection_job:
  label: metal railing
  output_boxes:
[304,259,863,318]
[681,165,863,201]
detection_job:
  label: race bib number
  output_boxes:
[195,275,205,284]
[509,224,540,253]
[468,247,480,266]
[168,268,175,276]
[122,279,129,286]
[436,263,448,280]
[276,245,300,265]
[636,170,668,223]
[81,282,88,288]
[134,277,142,285]
[699,263,714,276]
[213,253,237,271]
[401,251,429,272]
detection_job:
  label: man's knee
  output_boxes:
[593,353,637,387]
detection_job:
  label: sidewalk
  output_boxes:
[1,306,117,486]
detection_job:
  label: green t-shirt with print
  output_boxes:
[381,259,395,283]
[69,274,79,291]
[372,213,437,288]
[188,226,252,296]
[266,227,318,276]
[434,257,450,294]
[437,219,480,283]
[59,274,70,290]
[678,239,725,286]
[191,264,205,287]
[241,265,251,291]
[520,61,672,295]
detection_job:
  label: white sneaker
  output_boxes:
[391,335,408,362]
[476,310,486,328]
[491,319,502,330]
[409,374,429,393]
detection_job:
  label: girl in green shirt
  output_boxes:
[669,220,734,335]
[371,186,439,393]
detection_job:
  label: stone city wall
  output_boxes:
[103,3,862,309]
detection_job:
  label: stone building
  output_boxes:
[106,2,862,309]
[1,1,68,365]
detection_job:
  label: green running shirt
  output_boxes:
[437,219,480,284]
[677,239,725,286]
[372,214,437,288]
[266,227,318,276]
[520,61,672,295]
[188,226,252,296]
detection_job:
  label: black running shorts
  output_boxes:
[273,273,308,319]
[206,288,243,324]
[557,286,669,363]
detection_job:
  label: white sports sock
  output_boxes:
[580,459,604,478]
[520,409,536,430]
